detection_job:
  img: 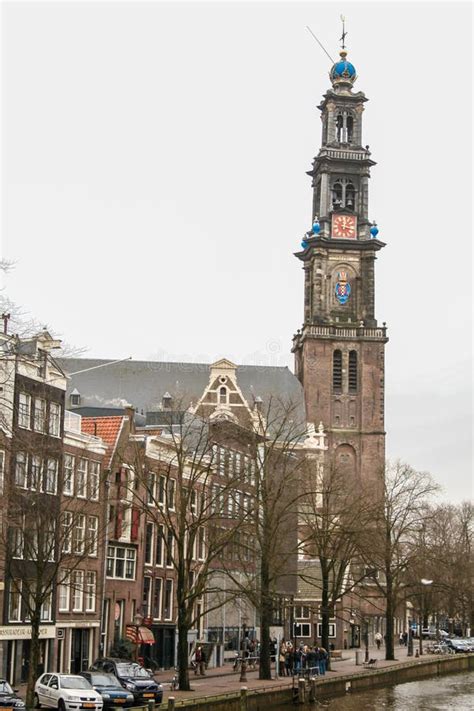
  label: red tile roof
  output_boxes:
[82,416,126,468]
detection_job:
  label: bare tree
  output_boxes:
[299,461,375,666]
[3,457,107,706]
[414,501,474,635]
[222,398,309,680]
[358,460,439,660]
[127,410,250,691]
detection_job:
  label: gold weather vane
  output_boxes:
[340,15,348,50]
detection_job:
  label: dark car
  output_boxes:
[89,660,162,704]
[0,680,26,709]
[79,673,134,708]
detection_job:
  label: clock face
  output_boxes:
[332,214,357,239]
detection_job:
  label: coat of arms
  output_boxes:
[335,271,351,305]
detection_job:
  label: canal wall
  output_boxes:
[315,653,474,700]
[156,654,474,709]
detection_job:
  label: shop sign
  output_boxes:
[0,625,56,641]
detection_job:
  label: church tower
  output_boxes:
[292,49,388,482]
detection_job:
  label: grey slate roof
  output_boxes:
[58,357,305,421]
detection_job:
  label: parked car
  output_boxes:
[443,638,470,654]
[79,673,134,708]
[34,674,103,711]
[89,660,162,704]
[0,680,25,709]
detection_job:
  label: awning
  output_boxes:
[138,626,155,645]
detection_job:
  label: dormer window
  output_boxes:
[70,389,81,407]
[162,392,172,410]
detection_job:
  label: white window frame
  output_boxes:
[152,577,162,620]
[74,514,86,554]
[218,447,225,476]
[167,479,175,510]
[293,622,311,638]
[11,527,24,559]
[197,527,205,561]
[15,452,28,489]
[145,522,154,566]
[41,591,53,621]
[44,458,58,494]
[18,393,31,429]
[85,571,97,612]
[8,584,22,622]
[58,571,70,612]
[155,524,164,567]
[49,402,61,437]
[158,475,166,506]
[31,455,42,491]
[87,516,98,556]
[76,459,88,498]
[89,461,100,500]
[106,546,136,580]
[317,623,336,638]
[62,511,72,554]
[295,605,311,620]
[33,397,46,433]
[163,579,173,621]
[63,454,74,496]
[72,570,84,612]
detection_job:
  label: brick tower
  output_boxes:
[292,49,388,482]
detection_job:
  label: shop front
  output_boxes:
[56,622,100,673]
[0,625,56,685]
[142,625,175,670]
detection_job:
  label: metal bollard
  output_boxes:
[240,686,248,711]
[298,678,305,704]
[239,657,248,683]
[309,677,317,702]
[167,697,175,711]
[147,701,155,711]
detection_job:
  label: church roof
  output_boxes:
[58,357,305,421]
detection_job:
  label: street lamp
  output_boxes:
[419,579,433,656]
[134,613,144,662]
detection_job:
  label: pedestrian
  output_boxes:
[375,632,382,650]
[195,645,206,675]
[279,643,286,676]
[403,631,408,647]
[399,632,404,646]
[317,646,327,676]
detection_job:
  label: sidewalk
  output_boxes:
[153,644,426,703]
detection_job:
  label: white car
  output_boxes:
[35,674,103,711]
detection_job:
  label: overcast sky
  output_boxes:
[1,1,472,501]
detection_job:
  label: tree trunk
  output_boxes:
[320,564,331,671]
[259,558,272,680]
[26,613,41,708]
[177,601,190,690]
[385,573,395,661]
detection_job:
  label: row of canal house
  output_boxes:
[0,333,268,683]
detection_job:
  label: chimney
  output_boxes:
[124,404,136,433]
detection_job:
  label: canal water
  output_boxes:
[272,671,474,709]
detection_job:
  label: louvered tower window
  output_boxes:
[348,350,358,393]
[333,350,342,393]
